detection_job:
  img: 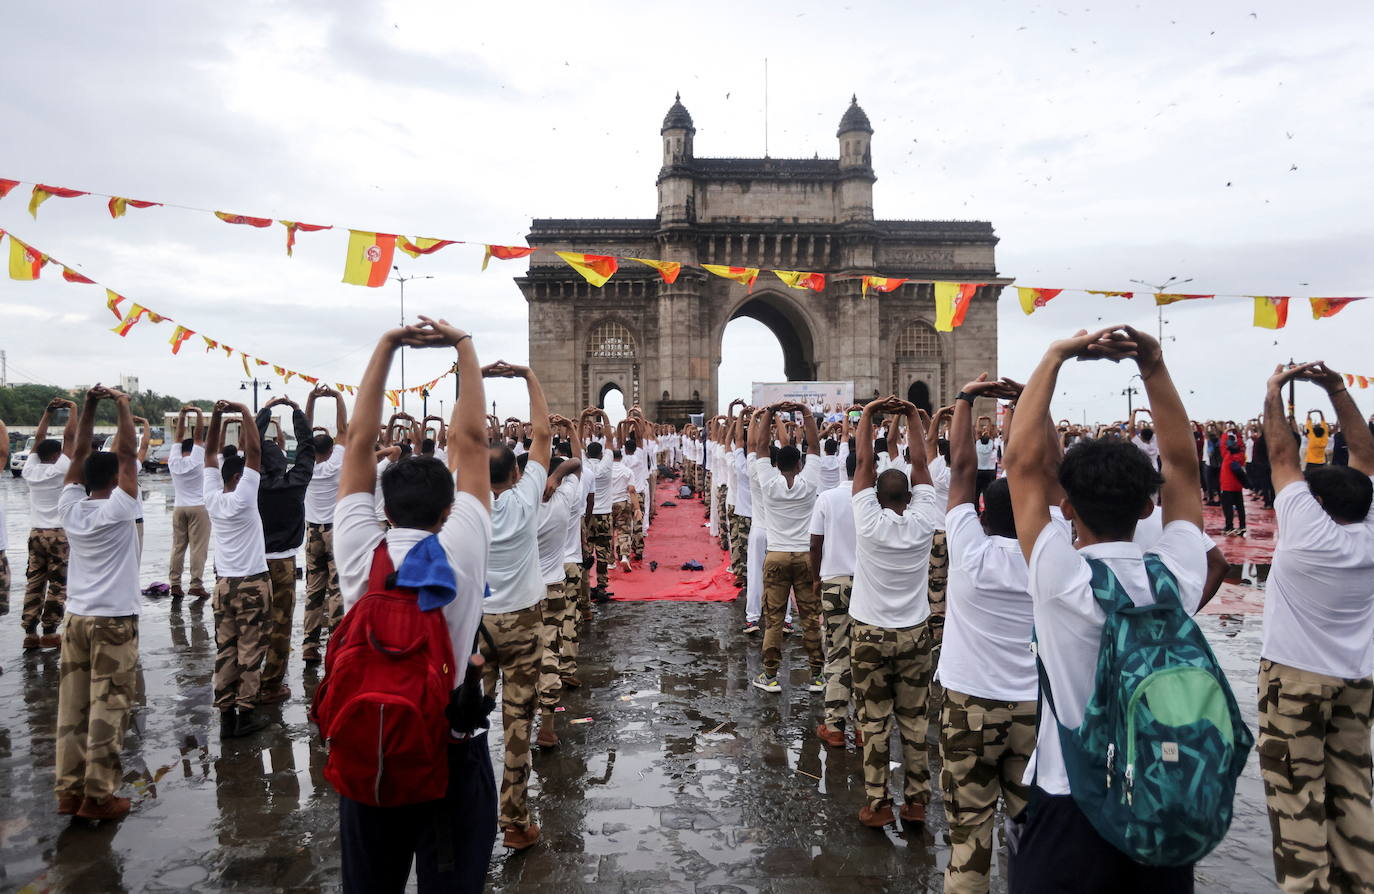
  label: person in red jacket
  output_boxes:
[1219,429,1248,535]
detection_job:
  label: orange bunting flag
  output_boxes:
[1086,290,1134,300]
[168,325,195,355]
[203,336,219,353]
[221,344,234,358]
[861,275,907,297]
[7,236,46,280]
[934,282,981,332]
[630,257,681,284]
[62,266,94,284]
[1309,296,1366,319]
[0,178,19,198]
[28,184,87,218]
[1345,374,1356,387]
[385,391,400,408]
[280,221,332,256]
[1252,296,1289,330]
[773,270,826,291]
[1017,287,1064,315]
[107,197,160,219]
[299,375,318,386]
[1359,376,1370,389]
[397,236,458,259]
[255,359,269,367]
[482,244,536,271]
[110,304,153,337]
[1154,293,1213,306]
[701,264,760,291]
[105,289,127,320]
[555,251,618,287]
[215,211,273,228]
[341,230,397,287]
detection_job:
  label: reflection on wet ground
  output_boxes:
[0,476,1325,892]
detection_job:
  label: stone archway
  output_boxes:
[714,289,819,410]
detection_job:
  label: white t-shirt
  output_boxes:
[335,491,490,688]
[975,439,1000,471]
[589,455,614,515]
[816,453,845,492]
[485,461,549,615]
[626,450,650,496]
[753,456,823,552]
[747,453,768,529]
[305,444,346,525]
[928,455,951,531]
[1132,504,1164,550]
[57,485,141,617]
[168,445,206,508]
[537,475,580,586]
[1026,519,1212,795]
[939,504,1039,701]
[23,454,72,528]
[849,485,940,628]
[732,448,753,517]
[203,467,268,578]
[1262,477,1374,679]
[808,483,857,580]
[1133,434,1161,464]
[564,470,593,564]
[608,461,632,505]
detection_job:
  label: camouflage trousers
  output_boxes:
[480,603,542,830]
[927,529,948,646]
[303,523,342,646]
[939,688,1036,894]
[55,614,139,802]
[762,551,823,674]
[588,513,612,588]
[261,557,296,693]
[728,512,751,583]
[561,562,583,676]
[612,501,634,561]
[820,576,855,730]
[631,506,645,557]
[537,583,568,713]
[23,527,68,633]
[0,550,9,614]
[716,487,729,549]
[212,572,270,711]
[1257,659,1374,894]
[851,620,933,809]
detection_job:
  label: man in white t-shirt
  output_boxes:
[554,423,591,680]
[167,405,211,601]
[810,449,858,747]
[21,397,77,649]
[1005,326,1211,891]
[607,432,640,575]
[581,409,615,601]
[726,413,752,588]
[481,360,551,852]
[534,451,582,750]
[740,408,769,635]
[331,320,497,890]
[52,385,141,822]
[203,400,273,740]
[849,396,942,828]
[1257,361,1374,894]
[302,384,349,664]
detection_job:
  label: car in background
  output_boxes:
[9,437,34,477]
[143,442,175,474]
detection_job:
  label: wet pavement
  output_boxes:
[0,473,1349,892]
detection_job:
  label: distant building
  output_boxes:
[119,375,140,395]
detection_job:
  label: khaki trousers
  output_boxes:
[169,505,210,591]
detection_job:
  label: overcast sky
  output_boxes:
[2,0,1372,425]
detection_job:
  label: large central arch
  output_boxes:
[715,289,819,409]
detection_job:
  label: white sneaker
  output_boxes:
[620,556,633,573]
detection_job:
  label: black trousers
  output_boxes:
[975,469,997,512]
[340,734,497,893]
[1009,788,1193,893]
[1220,490,1246,530]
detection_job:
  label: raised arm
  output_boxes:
[205,403,226,467]
[424,318,490,509]
[236,404,261,472]
[33,402,54,447]
[903,400,932,487]
[59,398,79,458]
[65,388,103,487]
[1301,362,1374,476]
[1125,326,1201,530]
[174,407,189,443]
[340,328,425,499]
[854,397,892,494]
[518,364,551,468]
[798,403,821,457]
[134,416,151,463]
[110,391,139,497]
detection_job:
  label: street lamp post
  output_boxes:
[1129,276,1193,345]
[390,266,434,414]
[239,378,272,414]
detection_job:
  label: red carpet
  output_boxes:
[607,479,739,602]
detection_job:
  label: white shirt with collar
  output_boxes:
[849,484,941,628]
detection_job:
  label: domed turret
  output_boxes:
[837,95,874,223]
[661,92,696,167]
[837,94,873,137]
[662,92,695,132]
[658,93,696,224]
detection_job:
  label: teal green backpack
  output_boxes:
[1036,555,1254,867]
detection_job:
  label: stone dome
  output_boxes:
[836,94,873,136]
[662,93,695,132]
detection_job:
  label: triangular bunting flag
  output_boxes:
[106,289,127,320]
[280,221,332,256]
[1086,290,1134,299]
[108,197,160,219]
[630,257,681,284]
[0,179,19,199]
[1017,287,1064,315]
[1359,376,1370,389]
[701,265,760,291]
[934,282,982,332]
[1310,296,1366,319]
[773,270,826,291]
[397,236,458,259]
[555,251,618,287]
[341,231,397,287]
[111,304,152,337]
[861,275,907,298]
[482,244,536,271]
[62,266,95,284]
[241,353,253,376]
[1154,293,1214,306]
[299,375,319,386]
[203,336,219,353]
[28,184,87,218]
[1252,296,1289,330]
[215,211,273,228]
[168,325,195,354]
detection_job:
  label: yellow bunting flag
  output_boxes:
[1017,287,1064,315]
[1309,296,1366,319]
[0,178,18,198]
[701,265,760,290]
[861,275,907,297]
[1086,290,1134,300]
[111,304,153,337]
[62,266,94,284]
[482,244,536,270]
[1359,376,1370,389]
[203,337,219,353]
[221,344,234,358]
[241,354,253,376]
[1252,296,1289,330]
[168,325,195,354]
[555,251,618,287]
[397,236,458,259]
[106,289,127,320]
[299,375,318,386]
[630,257,681,284]
[255,359,269,367]
[934,282,981,332]
[280,221,332,256]
[7,236,45,280]
[108,197,160,219]
[28,184,87,218]
[1154,293,1213,306]
[773,270,826,291]
[341,230,397,287]
[385,391,400,407]
[215,211,273,228]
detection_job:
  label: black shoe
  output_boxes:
[228,710,270,738]
[219,708,238,738]
[591,589,611,604]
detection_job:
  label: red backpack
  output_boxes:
[310,543,457,807]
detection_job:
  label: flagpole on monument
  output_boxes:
[391,266,433,414]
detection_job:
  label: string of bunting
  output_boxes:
[0,226,455,406]
[0,176,1369,335]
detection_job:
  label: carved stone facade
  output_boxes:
[518,95,1008,423]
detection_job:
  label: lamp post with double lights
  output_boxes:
[1129,276,1193,345]
[239,378,271,414]
[391,266,434,414]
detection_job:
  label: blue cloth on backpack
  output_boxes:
[395,534,456,612]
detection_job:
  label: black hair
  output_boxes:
[1312,423,1327,438]
[611,448,623,461]
[420,438,435,455]
[522,438,532,450]
[221,454,246,485]
[777,444,801,473]
[399,443,413,457]
[1305,465,1373,523]
[937,437,950,461]
[489,445,517,486]
[84,452,120,493]
[876,468,911,507]
[845,450,857,479]
[824,437,839,456]
[555,440,572,458]
[381,456,455,528]
[313,433,335,455]
[1139,428,1155,443]
[874,437,888,454]
[548,455,565,475]
[181,438,195,453]
[36,439,62,462]
[586,442,604,459]
[981,477,1016,538]
[1058,438,1162,540]
[768,444,779,467]
[516,453,530,473]
[221,444,238,460]
[625,440,638,455]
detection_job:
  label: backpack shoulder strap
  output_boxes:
[366,541,395,593]
[1084,556,1134,614]
[1141,554,1184,610]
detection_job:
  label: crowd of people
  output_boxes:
[0,319,1370,894]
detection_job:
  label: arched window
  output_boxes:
[587,320,636,360]
[895,320,941,360]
